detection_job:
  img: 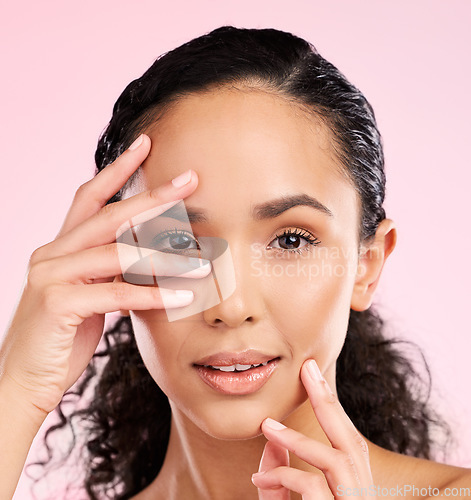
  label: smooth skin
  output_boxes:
[120,88,468,499]
[1,87,470,500]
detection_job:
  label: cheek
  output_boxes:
[129,311,187,400]
[264,252,355,362]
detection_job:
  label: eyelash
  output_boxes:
[270,227,321,255]
[151,227,321,256]
[151,229,199,254]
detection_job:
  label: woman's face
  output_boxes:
[126,87,361,439]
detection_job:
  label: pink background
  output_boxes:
[1,0,469,497]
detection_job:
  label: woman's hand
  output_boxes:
[0,134,209,416]
[252,359,373,499]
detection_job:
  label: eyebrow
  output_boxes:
[164,193,333,224]
[252,193,333,220]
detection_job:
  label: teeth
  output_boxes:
[236,364,252,371]
[205,361,270,372]
[219,365,239,372]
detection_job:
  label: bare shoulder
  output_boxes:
[368,440,471,496]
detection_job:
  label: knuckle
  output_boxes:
[42,284,64,311]
[306,473,326,490]
[103,242,119,259]
[324,387,337,405]
[148,188,162,202]
[330,449,355,470]
[27,260,50,288]
[110,282,128,301]
[341,451,356,469]
[150,286,163,303]
[353,431,369,456]
[99,201,119,219]
[28,244,49,267]
[74,180,92,200]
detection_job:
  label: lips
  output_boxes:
[193,349,280,395]
[193,349,279,367]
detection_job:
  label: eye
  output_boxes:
[150,228,200,255]
[269,228,321,255]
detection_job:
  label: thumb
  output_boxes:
[256,440,290,500]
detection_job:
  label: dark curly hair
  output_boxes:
[28,25,453,499]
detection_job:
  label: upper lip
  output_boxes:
[194,349,280,367]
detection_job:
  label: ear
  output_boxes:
[350,218,397,312]
[113,274,130,317]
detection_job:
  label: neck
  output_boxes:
[146,397,333,500]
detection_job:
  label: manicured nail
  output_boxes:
[252,471,266,480]
[179,261,212,278]
[171,169,192,188]
[174,290,194,299]
[306,359,324,382]
[307,360,336,400]
[263,418,287,431]
[160,289,194,308]
[128,134,144,151]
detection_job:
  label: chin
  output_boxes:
[185,393,300,441]
[197,415,266,441]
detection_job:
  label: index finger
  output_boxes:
[301,359,372,479]
[55,172,197,256]
[57,133,151,237]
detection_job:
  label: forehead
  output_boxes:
[131,88,359,232]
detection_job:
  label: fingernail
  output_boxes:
[171,169,192,188]
[128,134,144,151]
[263,418,286,431]
[160,289,194,308]
[307,360,336,400]
[252,471,266,479]
[174,289,194,299]
[306,359,324,382]
[178,261,212,278]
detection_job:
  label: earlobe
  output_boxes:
[113,274,131,317]
[350,219,397,312]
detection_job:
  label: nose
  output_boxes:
[203,241,265,328]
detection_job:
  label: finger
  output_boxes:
[32,243,212,284]
[301,359,372,481]
[255,441,290,500]
[35,169,198,263]
[57,133,151,237]
[260,419,360,491]
[48,282,195,323]
[252,466,333,500]
[259,440,290,473]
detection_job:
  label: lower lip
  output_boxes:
[194,358,279,395]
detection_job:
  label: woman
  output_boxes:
[2,26,470,499]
